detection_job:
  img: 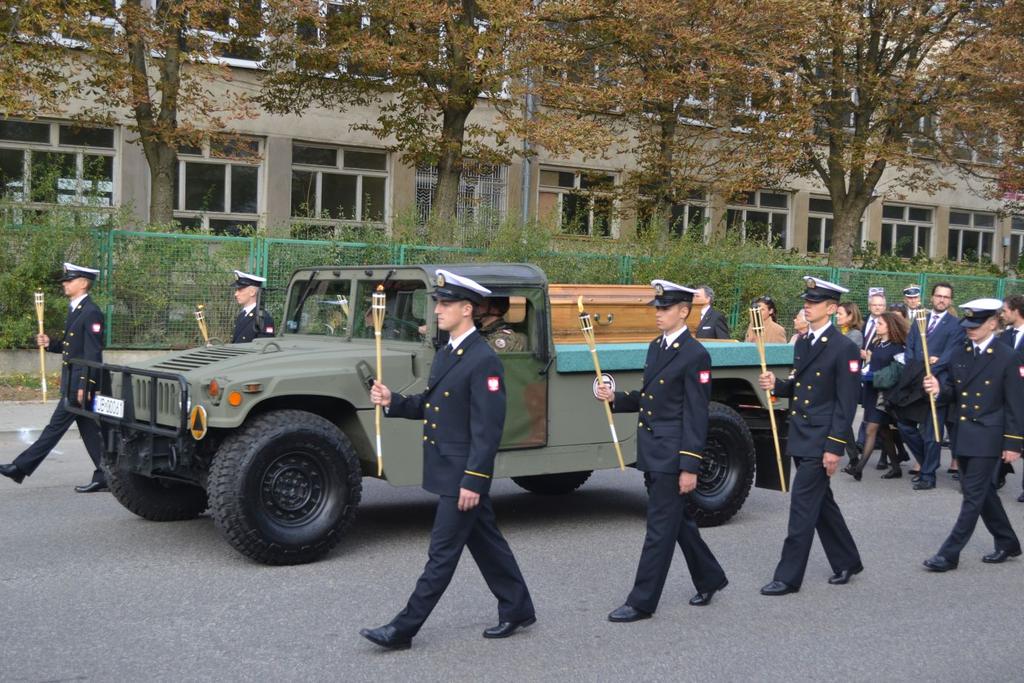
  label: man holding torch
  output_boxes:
[595,279,728,622]
[0,263,107,492]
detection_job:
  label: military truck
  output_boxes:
[65,264,794,565]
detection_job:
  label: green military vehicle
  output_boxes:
[67,264,794,565]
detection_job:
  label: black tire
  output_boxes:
[512,470,592,495]
[102,451,208,522]
[687,402,755,527]
[208,409,362,565]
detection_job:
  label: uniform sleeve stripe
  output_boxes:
[827,436,847,444]
[679,450,703,460]
[464,470,491,479]
[1004,434,1023,441]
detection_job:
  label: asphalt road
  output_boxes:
[1,421,1022,682]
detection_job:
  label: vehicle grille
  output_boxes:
[108,373,183,426]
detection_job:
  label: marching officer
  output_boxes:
[921,299,1023,571]
[475,296,527,353]
[362,269,535,650]
[0,263,108,492]
[759,276,863,595]
[231,270,275,343]
[596,280,728,622]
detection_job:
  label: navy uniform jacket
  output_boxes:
[388,330,506,496]
[696,308,731,340]
[904,310,964,376]
[611,328,710,475]
[47,295,104,393]
[232,307,276,343]
[773,323,861,457]
[936,339,1024,458]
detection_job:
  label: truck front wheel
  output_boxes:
[208,409,362,565]
[687,402,755,527]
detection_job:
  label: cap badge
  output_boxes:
[654,283,664,296]
[436,273,446,287]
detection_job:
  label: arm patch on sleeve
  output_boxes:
[487,376,500,392]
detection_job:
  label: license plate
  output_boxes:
[93,395,125,418]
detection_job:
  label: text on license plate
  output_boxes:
[93,395,125,418]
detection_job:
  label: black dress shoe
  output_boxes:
[760,580,798,596]
[608,604,652,622]
[689,578,728,606]
[359,624,412,650]
[923,555,958,572]
[874,462,889,470]
[1017,492,1024,503]
[913,480,935,491]
[828,564,864,585]
[483,616,536,639]
[74,481,109,493]
[881,468,902,479]
[909,469,920,476]
[981,548,1022,564]
[0,463,26,484]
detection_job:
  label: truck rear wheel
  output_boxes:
[103,451,208,522]
[512,470,592,495]
[208,409,362,565]
[688,402,755,527]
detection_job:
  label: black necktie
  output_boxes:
[974,345,981,357]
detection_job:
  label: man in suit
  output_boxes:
[231,270,275,343]
[921,299,1023,571]
[595,280,727,622]
[758,276,863,595]
[998,294,1024,502]
[898,282,964,490]
[361,269,535,650]
[0,263,108,492]
[854,288,887,469]
[692,285,731,339]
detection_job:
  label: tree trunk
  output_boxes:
[147,144,176,225]
[828,201,869,267]
[653,112,677,234]
[433,107,471,232]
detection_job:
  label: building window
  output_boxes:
[0,119,116,221]
[805,196,866,254]
[538,168,616,237]
[415,162,508,235]
[636,189,707,238]
[291,143,388,231]
[726,190,789,247]
[174,136,262,234]
[1009,216,1024,268]
[947,210,995,263]
[880,204,932,258]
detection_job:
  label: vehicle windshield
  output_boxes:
[284,278,353,336]
[352,279,429,342]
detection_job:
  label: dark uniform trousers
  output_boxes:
[933,339,1023,561]
[613,330,725,613]
[15,296,106,484]
[772,325,862,587]
[386,331,534,637]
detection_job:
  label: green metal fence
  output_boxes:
[4,225,1023,349]
[103,231,258,348]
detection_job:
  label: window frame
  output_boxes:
[538,166,618,238]
[725,190,790,248]
[879,203,933,258]
[290,142,390,228]
[174,136,264,233]
[947,209,996,263]
[0,119,118,216]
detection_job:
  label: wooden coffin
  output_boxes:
[548,284,735,345]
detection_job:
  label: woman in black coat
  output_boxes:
[845,311,908,480]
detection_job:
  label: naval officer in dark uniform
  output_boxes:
[596,280,728,622]
[921,299,1023,571]
[0,263,108,492]
[759,276,863,595]
[361,269,535,650]
[231,270,275,343]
